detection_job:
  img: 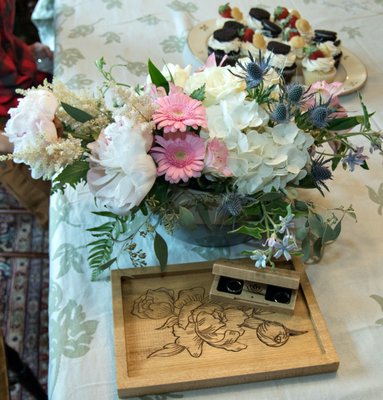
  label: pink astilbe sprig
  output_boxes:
[152,84,207,133]
[151,132,206,184]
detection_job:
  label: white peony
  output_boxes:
[4,89,59,156]
[106,115,153,152]
[87,121,157,214]
[184,66,245,106]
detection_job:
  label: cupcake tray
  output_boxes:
[111,257,339,398]
[187,19,367,96]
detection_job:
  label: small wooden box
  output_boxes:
[210,259,300,315]
[111,257,339,398]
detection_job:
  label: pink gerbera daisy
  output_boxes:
[151,132,206,184]
[152,85,207,134]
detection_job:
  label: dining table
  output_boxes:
[38,0,383,399]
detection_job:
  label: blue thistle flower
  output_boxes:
[311,156,333,196]
[217,193,244,217]
[286,83,304,104]
[309,104,330,129]
[231,50,272,89]
[270,102,289,124]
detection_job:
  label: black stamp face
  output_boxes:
[265,285,292,304]
[217,276,244,295]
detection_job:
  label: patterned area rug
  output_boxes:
[0,184,49,400]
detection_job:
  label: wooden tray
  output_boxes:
[112,257,339,398]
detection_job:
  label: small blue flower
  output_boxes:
[264,234,277,248]
[250,252,267,268]
[342,146,368,172]
[278,213,295,235]
[273,236,296,261]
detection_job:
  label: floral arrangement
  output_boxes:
[1,53,381,278]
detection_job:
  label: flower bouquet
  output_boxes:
[1,53,381,278]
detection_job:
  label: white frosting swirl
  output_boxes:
[302,56,335,72]
[318,41,341,57]
[265,49,296,69]
[246,15,264,31]
[208,36,241,53]
[240,41,264,57]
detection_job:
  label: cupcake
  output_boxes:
[265,41,297,83]
[262,20,283,40]
[288,35,306,74]
[247,7,270,31]
[313,30,342,68]
[216,3,244,28]
[207,28,241,66]
[240,31,267,59]
[302,49,336,85]
[295,18,314,44]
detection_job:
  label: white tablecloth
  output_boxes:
[49,1,383,399]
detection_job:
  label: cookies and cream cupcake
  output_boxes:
[247,7,270,32]
[207,28,241,66]
[302,49,336,85]
[295,18,314,44]
[262,20,283,40]
[240,31,267,59]
[266,41,297,83]
[288,35,306,74]
[313,30,342,68]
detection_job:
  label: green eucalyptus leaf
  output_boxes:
[61,102,94,122]
[313,237,322,258]
[178,206,196,228]
[301,235,311,261]
[148,59,169,93]
[154,232,168,271]
[322,221,342,243]
[308,212,325,237]
[296,227,309,241]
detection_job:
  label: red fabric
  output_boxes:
[0,0,49,117]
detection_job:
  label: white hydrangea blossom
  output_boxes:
[231,123,314,194]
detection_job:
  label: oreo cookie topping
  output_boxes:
[249,7,270,21]
[223,20,245,35]
[267,41,291,55]
[213,28,238,42]
[262,20,282,37]
[314,29,337,43]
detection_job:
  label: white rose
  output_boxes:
[146,63,192,89]
[184,66,245,106]
[87,124,157,215]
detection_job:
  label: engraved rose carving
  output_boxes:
[132,287,175,319]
